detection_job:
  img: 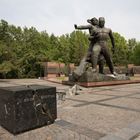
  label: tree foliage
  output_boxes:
[131,42,140,65]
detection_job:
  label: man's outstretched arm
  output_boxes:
[74,24,92,30]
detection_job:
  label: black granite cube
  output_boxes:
[0,85,57,134]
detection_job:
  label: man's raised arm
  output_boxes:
[74,24,92,30]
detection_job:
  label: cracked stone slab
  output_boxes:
[100,134,125,140]
[113,127,140,140]
[128,121,140,132]
[55,119,105,139]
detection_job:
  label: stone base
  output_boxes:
[78,73,130,82]
[62,69,139,87]
[77,80,140,87]
[62,79,140,87]
[69,69,130,83]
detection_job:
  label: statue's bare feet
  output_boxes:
[113,71,118,76]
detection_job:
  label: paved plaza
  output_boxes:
[0,79,140,140]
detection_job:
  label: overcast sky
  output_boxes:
[0,0,140,40]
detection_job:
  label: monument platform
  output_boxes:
[61,70,140,87]
[76,79,140,87]
[62,79,140,87]
[45,73,140,87]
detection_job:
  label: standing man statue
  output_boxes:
[91,17,117,76]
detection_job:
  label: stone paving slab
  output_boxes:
[55,119,105,139]
[101,122,140,140]
[101,98,140,112]
[0,79,140,139]
[113,127,140,140]
[100,135,125,140]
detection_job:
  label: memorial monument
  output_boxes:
[69,17,129,83]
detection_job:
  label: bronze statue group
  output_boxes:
[73,17,118,81]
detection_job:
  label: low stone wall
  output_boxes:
[44,62,75,78]
[103,66,140,75]
[44,62,140,78]
[132,66,140,74]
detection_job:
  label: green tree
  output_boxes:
[108,32,128,66]
[127,38,137,64]
[132,42,140,65]
[69,31,89,64]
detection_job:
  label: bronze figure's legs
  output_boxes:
[101,46,114,74]
[98,54,105,74]
[91,44,101,72]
